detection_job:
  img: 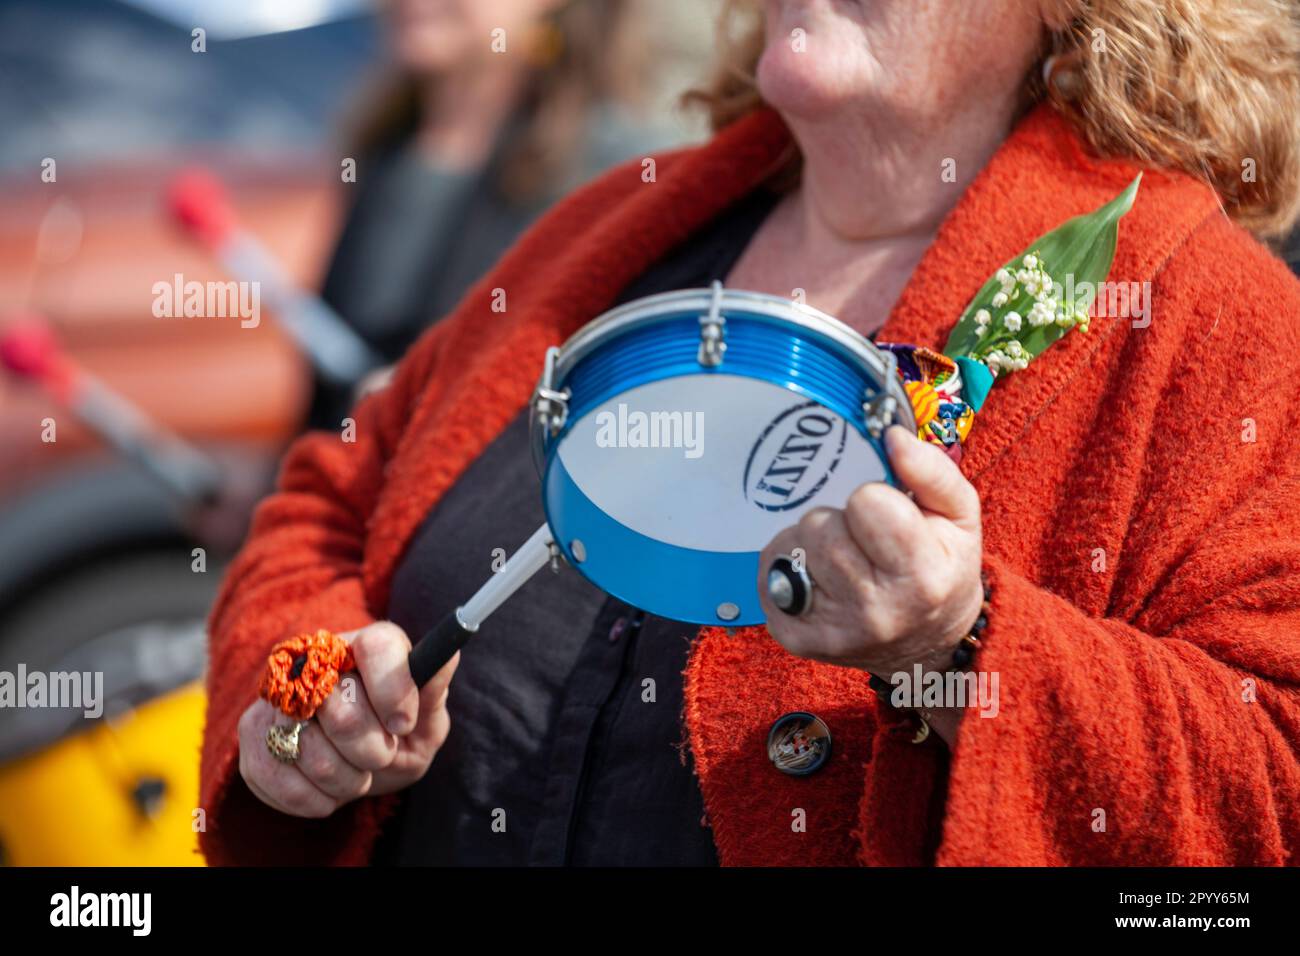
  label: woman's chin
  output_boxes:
[756,47,871,121]
[389,19,480,75]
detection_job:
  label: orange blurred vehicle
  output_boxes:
[0,0,380,865]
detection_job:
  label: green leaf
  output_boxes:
[943,173,1141,362]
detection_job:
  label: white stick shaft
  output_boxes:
[221,234,381,384]
[457,523,554,630]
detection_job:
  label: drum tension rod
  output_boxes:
[534,346,571,436]
[698,280,727,367]
[863,349,900,440]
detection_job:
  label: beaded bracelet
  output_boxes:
[951,569,992,669]
[868,570,992,733]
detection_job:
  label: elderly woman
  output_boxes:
[201,0,1300,865]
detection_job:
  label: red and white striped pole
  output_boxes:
[167,168,381,385]
[0,316,222,504]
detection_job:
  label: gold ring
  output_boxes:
[266,721,306,763]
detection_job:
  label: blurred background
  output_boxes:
[0,0,720,865]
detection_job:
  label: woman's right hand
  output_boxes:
[237,621,458,818]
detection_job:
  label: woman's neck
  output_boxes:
[728,97,1023,335]
[795,97,1021,242]
[414,62,529,169]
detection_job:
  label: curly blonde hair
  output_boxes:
[687,0,1300,239]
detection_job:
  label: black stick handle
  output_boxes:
[408,610,475,687]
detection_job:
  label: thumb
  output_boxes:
[418,651,460,719]
[884,425,980,531]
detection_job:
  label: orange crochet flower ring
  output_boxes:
[259,630,354,761]
[260,629,354,720]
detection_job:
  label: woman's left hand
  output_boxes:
[758,425,984,679]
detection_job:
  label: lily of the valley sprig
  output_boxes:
[883,174,1140,464]
[967,251,1092,375]
[943,173,1142,404]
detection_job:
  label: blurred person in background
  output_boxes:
[312,0,674,424]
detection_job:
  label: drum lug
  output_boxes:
[697,280,727,367]
[864,393,899,440]
[864,348,900,439]
[534,346,571,436]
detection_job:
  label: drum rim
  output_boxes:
[530,286,918,475]
[549,286,897,384]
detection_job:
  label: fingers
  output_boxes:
[758,521,808,621]
[793,508,874,606]
[295,722,373,801]
[367,652,459,797]
[408,652,458,749]
[756,430,984,673]
[237,622,455,817]
[885,425,980,531]
[425,650,459,710]
[842,481,925,575]
[316,676,398,771]
[757,509,877,654]
[348,621,420,735]
[759,508,873,610]
[237,700,338,819]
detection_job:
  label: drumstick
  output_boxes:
[0,317,222,504]
[167,168,383,385]
[408,522,555,686]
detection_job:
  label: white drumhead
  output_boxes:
[556,374,886,553]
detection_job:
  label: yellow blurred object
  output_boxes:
[0,682,206,866]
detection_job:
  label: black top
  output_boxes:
[374,189,780,865]
[309,108,676,429]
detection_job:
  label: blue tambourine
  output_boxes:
[529,283,915,626]
[406,283,916,686]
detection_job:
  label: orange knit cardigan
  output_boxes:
[200,104,1300,866]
